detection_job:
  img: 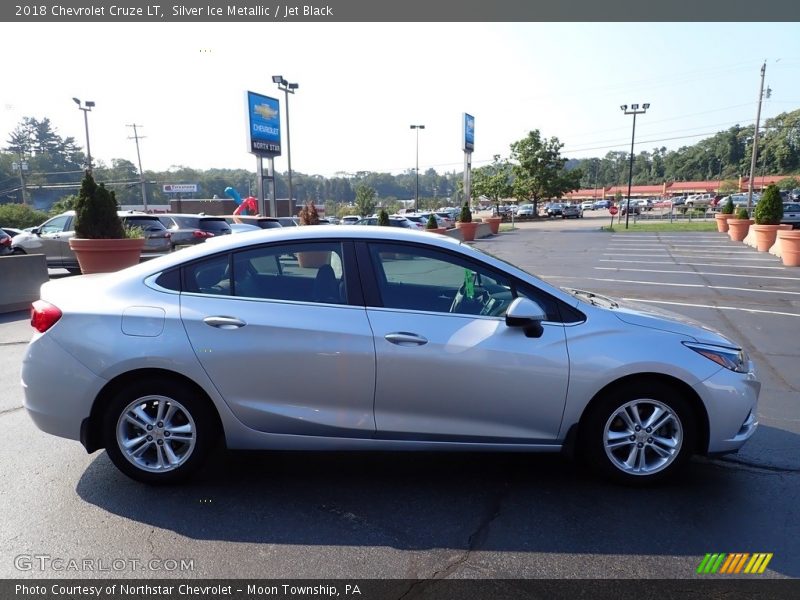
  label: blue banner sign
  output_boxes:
[247,91,281,157]
[463,113,475,152]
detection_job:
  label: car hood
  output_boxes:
[612,299,736,347]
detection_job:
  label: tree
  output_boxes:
[354,184,376,216]
[509,130,582,214]
[471,155,513,213]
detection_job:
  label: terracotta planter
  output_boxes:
[768,225,793,257]
[485,216,502,234]
[727,219,753,242]
[296,251,331,269]
[456,221,479,242]
[751,224,782,252]
[777,229,800,267]
[425,227,447,234]
[715,213,734,233]
[68,238,145,274]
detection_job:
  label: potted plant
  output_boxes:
[296,201,330,268]
[456,203,479,241]
[68,172,145,274]
[751,184,784,252]
[378,209,390,226]
[727,206,753,242]
[425,213,445,234]
[715,196,735,233]
[484,209,503,235]
[776,228,800,267]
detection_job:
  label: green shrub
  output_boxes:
[735,207,749,220]
[378,209,390,226]
[459,203,472,223]
[721,197,734,215]
[73,172,126,239]
[426,213,438,229]
[754,184,783,225]
[0,203,49,229]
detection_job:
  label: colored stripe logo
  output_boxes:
[697,553,773,574]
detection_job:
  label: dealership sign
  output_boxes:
[163,184,198,193]
[462,113,475,152]
[247,91,281,157]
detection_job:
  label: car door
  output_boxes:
[179,240,377,438]
[360,241,570,443]
[37,214,75,267]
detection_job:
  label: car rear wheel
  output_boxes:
[582,383,695,485]
[102,378,218,484]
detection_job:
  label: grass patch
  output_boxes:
[499,224,518,232]
[602,221,718,232]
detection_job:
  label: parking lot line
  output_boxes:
[588,278,800,295]
[600,259,788,270]
[594,267,800,281]
[618,298,800,318]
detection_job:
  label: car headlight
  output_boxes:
[683,342,750,373]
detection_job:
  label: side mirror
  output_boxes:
[505,297,546,338]
[31,227,41,235]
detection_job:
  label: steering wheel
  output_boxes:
[449,283,491,315]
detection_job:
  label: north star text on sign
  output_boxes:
[283,5,333,16]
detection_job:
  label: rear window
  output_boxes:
[200,219,231,234]
[123,217,166,232]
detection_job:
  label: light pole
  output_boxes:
[73,98,95,173]
[410,124,425,211]
[620,103,649,229]
[273,75,298,211]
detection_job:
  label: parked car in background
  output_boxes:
[546,203,564,217]
[434,211,456,228]
[562,204,583,219]
[781,203,800,228]
[278,217,299,227]
[685,193,714,209]
[593,200,611,210]
[2,227,23,238]
[0,228,12,255]
[11,211,171,273]
[390,215,424,230]
[354,216,415,228]
[228,223,262,234]
[620,202,641,216]
[22,226,760,485]
[340,216,361,225]
[581,201,594,211]
[226,216,282,229]
[159,214,232,249]
[517,204,536,219]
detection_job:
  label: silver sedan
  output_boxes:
[23,226,759,485]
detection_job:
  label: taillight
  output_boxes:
[192,230,213,238]
[31,300,62,333]
[0,236,10,247]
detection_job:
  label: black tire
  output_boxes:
[12,248,25,255]
[581,382,695,485]
[102,377,219,484]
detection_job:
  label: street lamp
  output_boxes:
[410,124,425,211]
[73,97,95,173]
[273,75,299,210]
[620,103,649,229]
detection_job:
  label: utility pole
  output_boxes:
[127,124,148,211]
[747,62,766,211]
[13,151,28,205]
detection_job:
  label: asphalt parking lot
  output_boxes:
[1,215,798,581]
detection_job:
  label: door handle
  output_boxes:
[203,316,246,329]
[385,332,428,346]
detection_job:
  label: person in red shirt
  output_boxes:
[232,196,260,223]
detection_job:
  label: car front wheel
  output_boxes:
[102,378,218,484]
[582,383,695,485]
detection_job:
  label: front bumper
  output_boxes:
[696,363,760,454]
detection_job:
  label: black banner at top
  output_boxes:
[2,0,800,22]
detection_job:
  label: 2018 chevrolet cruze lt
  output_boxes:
[22,226,759,484]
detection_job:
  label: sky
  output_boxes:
[1,22,799,179]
